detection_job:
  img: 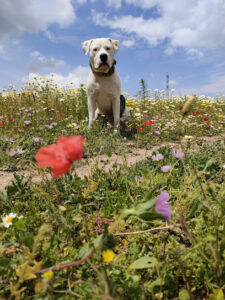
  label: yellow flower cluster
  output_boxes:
[102,249,115,263]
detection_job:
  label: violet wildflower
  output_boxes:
[44,125,53,129]
[161,165,172,172]
[152,153,163,161]
[155,192,171,220]
[32,137,40,142]
[7,150,17,157]
[172,149,184,159]
[154,131,160,135]
[135,175,144,182]
[125,128,131,132]
[24,120,31,125]
[51,122,58,126]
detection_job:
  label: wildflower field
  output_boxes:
[0,77,225,299]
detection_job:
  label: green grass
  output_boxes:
[0,77,225,299]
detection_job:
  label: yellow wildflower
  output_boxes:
[185,136,193,140]
[102,250,115,263]
[35,280,43,293]
[43,271,54,281]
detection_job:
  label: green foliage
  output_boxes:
[0,79,225,298]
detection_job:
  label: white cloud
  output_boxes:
[107,0,122,9]
[178,74,225,96]
[123,75,130,83]
[27,52,65,73]
[30,51,41,57]
[0,0,75,40]
[169,80,177,86]
[125,0,158,9]
[122,39,136,47]
[25,65,90,87]
[93,0,225,55]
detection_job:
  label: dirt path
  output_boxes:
[0,134,224,190]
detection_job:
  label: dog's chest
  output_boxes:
[95,88,114,114]
[88,78,119,114]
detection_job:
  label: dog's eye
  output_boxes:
[93,48,98,52]
[106,47,111,51]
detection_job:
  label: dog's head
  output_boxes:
[82,38,119,73]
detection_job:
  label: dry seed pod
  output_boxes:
[182,95,195,116]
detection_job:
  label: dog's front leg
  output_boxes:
[112,97,120,129]
[88,97,96,127]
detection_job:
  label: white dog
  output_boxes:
[82,38,126,128]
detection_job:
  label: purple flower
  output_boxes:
[161,165,172,172]
[24,120,31,125]
[135,175,144,182]
[172,149,184,159]
[40,117,44,121]
[51,122,58,126]
[107,124,113,129]
[152,153,164,161]
[44,124,53,129]
[125,128,131,132]
[32,137,40,142]
[61,129,67,133]
[155,192,171,220]
[154,131,160,135]
[7,149,17,157]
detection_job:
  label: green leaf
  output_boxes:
[124,197,157,220]
[14,219,25,231]
[146,278,163,292]
[138,212,164,222]
[179,289,190,300]
[101,230,118,250]
[78,243,92,259]
[129,256,157,270]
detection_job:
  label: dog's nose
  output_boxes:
[100,53,108,63]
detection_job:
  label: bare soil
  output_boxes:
[0,134,224,190]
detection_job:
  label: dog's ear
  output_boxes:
[108,39,119,53]
[82,39,93,55]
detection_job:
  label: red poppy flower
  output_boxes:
[149,120,154,125]
[36,135,84,178]
[144,121,149,126]
[179,106,183,111]
[8,117,14,122]
[203,118,209,122]
[58,113,62,116]
[193,110,202,116]
[138,126,143,132]
[0,121,3,126]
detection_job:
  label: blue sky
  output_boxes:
[0,0,225,96]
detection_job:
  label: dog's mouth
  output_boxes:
[98,62,109,70]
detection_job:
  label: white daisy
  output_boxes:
[2,213,17,228]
